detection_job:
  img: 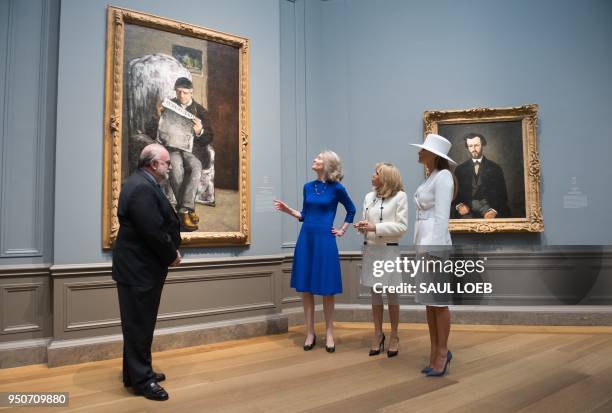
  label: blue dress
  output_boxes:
[291,180,356,295]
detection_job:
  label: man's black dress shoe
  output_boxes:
[124,372,166,387]
[135,381,169,401]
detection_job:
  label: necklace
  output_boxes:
[313,181,327,195]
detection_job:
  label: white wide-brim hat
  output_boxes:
[410,133,457,166]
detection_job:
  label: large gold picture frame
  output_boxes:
[423,104,543,233]
[103,6,250,248]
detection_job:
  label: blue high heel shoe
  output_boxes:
[426,351,452,377]
[420,366,433,374]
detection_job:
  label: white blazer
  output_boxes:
[362,190,408,245]
[413,169,453,248]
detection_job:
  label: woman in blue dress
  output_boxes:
[274,150,356,352]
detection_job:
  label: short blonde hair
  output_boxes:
[319,150,344,182]
[374,162,404,198]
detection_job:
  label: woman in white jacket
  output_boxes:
[410,134,457,377]
[354,163,408,358]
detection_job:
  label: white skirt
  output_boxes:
[413,251,453,307]
[360,243,402,288]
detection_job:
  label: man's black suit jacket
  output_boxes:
[112,170,181,288]
[452,156,510,218]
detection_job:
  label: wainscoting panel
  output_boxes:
[0,265,51,342]
[1,250,611,367]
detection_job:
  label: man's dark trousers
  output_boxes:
[119,279,165,388]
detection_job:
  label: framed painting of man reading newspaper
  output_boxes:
[102,6,250,248]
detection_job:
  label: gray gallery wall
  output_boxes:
[0,0,59,265]
[54,0,282,264]
[1,0,610,267]
[280,0,612,249]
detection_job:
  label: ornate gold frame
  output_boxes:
[423,104,543,233]
[102,6,250,248]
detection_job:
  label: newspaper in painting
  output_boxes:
[157,98,196,152]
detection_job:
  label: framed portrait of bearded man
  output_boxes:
[423,104,543,234]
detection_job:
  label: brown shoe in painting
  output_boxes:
[188,210,200,224]
[180,212,199,231]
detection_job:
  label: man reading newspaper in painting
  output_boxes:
[157,77,213,231]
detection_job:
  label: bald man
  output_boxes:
[112,144,181,401]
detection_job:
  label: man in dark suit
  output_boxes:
[112,144,181,401]
[452,133,510,218]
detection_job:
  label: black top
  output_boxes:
[452,156,510,218]
[112,169,181,287]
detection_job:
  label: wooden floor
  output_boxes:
[2,322,612,412]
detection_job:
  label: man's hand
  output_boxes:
[484,210,497,219]
[192,118,203,136]
[170,250,181,267]
[155,99,163,118]
[457,203,470,216]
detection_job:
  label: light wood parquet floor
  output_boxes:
[1,322,612,413]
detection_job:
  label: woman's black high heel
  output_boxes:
[368,333,385,356]
[303,335,316,351]
[325,336,336,353]
[387,336,399,358]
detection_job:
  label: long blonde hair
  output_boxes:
[374,162,403,198]
[320,150,344,182]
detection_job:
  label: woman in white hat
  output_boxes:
[410,133,457,377]
[354,162,408,358]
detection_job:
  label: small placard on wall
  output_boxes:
[255,177,275,213]
[563,177,588,209]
